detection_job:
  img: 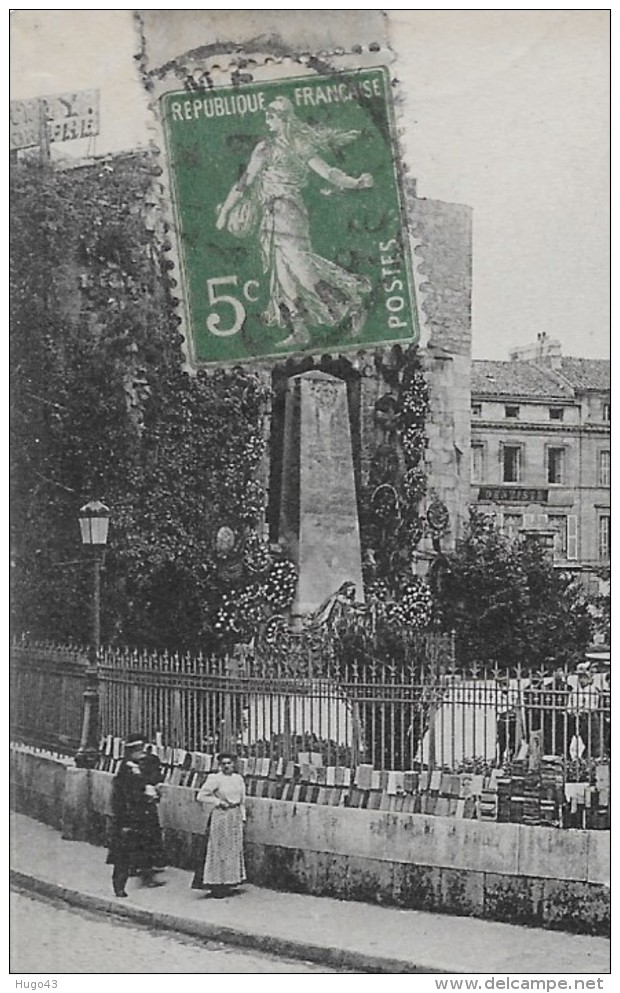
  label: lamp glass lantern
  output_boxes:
[79,500,110,547]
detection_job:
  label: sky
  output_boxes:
[10,8,610,361]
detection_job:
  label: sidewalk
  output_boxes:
[10,813,610,975]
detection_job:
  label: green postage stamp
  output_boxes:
[161,67,418,366]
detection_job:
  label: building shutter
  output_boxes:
[537,513,548,527]
[566,515,578,560]
[523,513,535,529]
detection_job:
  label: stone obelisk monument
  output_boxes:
[279,370,364,619]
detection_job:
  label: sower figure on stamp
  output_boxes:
[191,752,246,898]
[216,96,373,349]
[106,734,167,898]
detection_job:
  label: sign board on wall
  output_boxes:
[10,89,100,151]
[477,487,549,504]
[161,68,418,366]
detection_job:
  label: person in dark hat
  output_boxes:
[138,744,166,873]
[495,672,523,761]
[106,734,167,898]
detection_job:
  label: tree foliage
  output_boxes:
[590,565,610,645]
[432,511,592,671]
[10,155,273,650]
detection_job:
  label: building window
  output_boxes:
[505,405,520,419]
[599,516,610,561]
[548,515,577,559]
[503,445,522,483]
[471,402,482,417]
[471,444,484,483]
[549,407,564,421]
[599,450,610,486]
[547,447,565,485]
[602,402,610,422]
[548,515,568,557]
[502,513,522,540]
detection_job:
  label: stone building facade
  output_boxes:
[411,195,472,557]
[471,334,610,591]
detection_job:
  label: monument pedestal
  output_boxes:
[279,371,364,620]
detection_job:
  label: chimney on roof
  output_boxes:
[509,332,562,370]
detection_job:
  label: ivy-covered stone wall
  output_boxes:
[10,153,281,650]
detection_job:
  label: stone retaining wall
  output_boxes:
[10,745,610,935]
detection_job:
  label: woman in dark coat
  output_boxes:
[106,735,166,897]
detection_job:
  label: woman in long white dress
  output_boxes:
[194,753,246,897]
[216,96,373,348]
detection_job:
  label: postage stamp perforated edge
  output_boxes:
[162,67,418,365]
[134,20,424,372]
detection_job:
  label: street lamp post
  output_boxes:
[75,500,110,769]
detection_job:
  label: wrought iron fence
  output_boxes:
[11,638,610,776]
[10,642,87,754]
